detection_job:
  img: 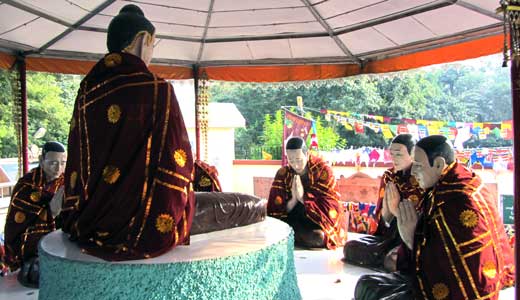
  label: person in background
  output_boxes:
[343,134,423,271]
[267,136,347,249]
[4,141,66,287]
[354,135,514,300]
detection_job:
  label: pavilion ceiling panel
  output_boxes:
[0,0,505,79]
[98,0,208,30]
[84,14,205,39]
[289,37,345,58]
[0,5,67,48]
[328,0,433,30]
[309,0,384,19]
[200,41,253,61]
[154,23,204,40]
[338,28,397,55]
[49,30,106,54]
[152,39,200,61]
[82,15,112,30]
[209,7,314,28]
[212,0,303,11]
[133,0,211,11]
[247,40,293,59]
[414,6,498,36]
[10,0,104,24]
[372,17,436,46]
[206,22,323,39]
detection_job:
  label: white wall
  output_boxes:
[193,128,236,192]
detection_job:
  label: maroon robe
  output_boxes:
[194,160,222,192]
[401,162,515,299]
[61,53,194,261]
[4,167,63,270]
[267,155,346,249]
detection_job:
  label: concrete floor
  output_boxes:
[0,247,515,300]
[0,220,515,300]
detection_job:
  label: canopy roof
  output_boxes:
[0,0,504,81]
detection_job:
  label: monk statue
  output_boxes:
[354,135,514,300]
[4,141,66,287]
[60,5,265,261]
[343,134,424,271]
[267,136,347,249]
[194,160,222,192]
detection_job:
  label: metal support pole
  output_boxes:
[17,56,29,174]
[194,65,200,161]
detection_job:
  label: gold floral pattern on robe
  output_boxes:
[459,209,478,228]
[30,191,41,202]
[431,283,449,300]
[104,53,122,67]
[155,214,174,233]
[14,212,26,224]
[199,176,211,187]
[173,149,187,167]
[482,261,497,279]
[107,105,121,124]
[320,170,328,181]
[102,165,120,184]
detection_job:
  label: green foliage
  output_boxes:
[261,110,284,150]
[258,110,346,159]
[0,71,81,158]
[309,114,346,151]
[0,69,17,157]
[211,55,512,156]
[0,55,512,159]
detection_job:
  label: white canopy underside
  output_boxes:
[0,0,502,67]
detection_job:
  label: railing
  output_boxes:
[235,146,282,160]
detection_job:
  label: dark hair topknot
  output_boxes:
[107,4,155,53]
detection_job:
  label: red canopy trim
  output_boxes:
[0,34,504,81]
[0,52,16,69]
[363,34,505,74]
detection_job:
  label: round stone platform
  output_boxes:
[38,217,301,300]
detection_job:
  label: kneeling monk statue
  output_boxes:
[61,5,265,261]
[267,137,347,249]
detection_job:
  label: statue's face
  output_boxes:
[286,149,308,175]
[411,147,440,189]
[389,143,412,171]
[40,151,66,181]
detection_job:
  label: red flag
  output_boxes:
[397,124,409,134]
[282,110,313,166]
[354,122,364,134]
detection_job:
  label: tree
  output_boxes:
[0,69,17,157]
[0,71,81,158]
[259,110,346,159]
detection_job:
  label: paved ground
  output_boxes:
[0,244,514,300]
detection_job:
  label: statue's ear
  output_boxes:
[433,156,446,175]
[137,32,154,65]
[123,31,153,64]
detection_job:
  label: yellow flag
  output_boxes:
[262,151,273,160]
